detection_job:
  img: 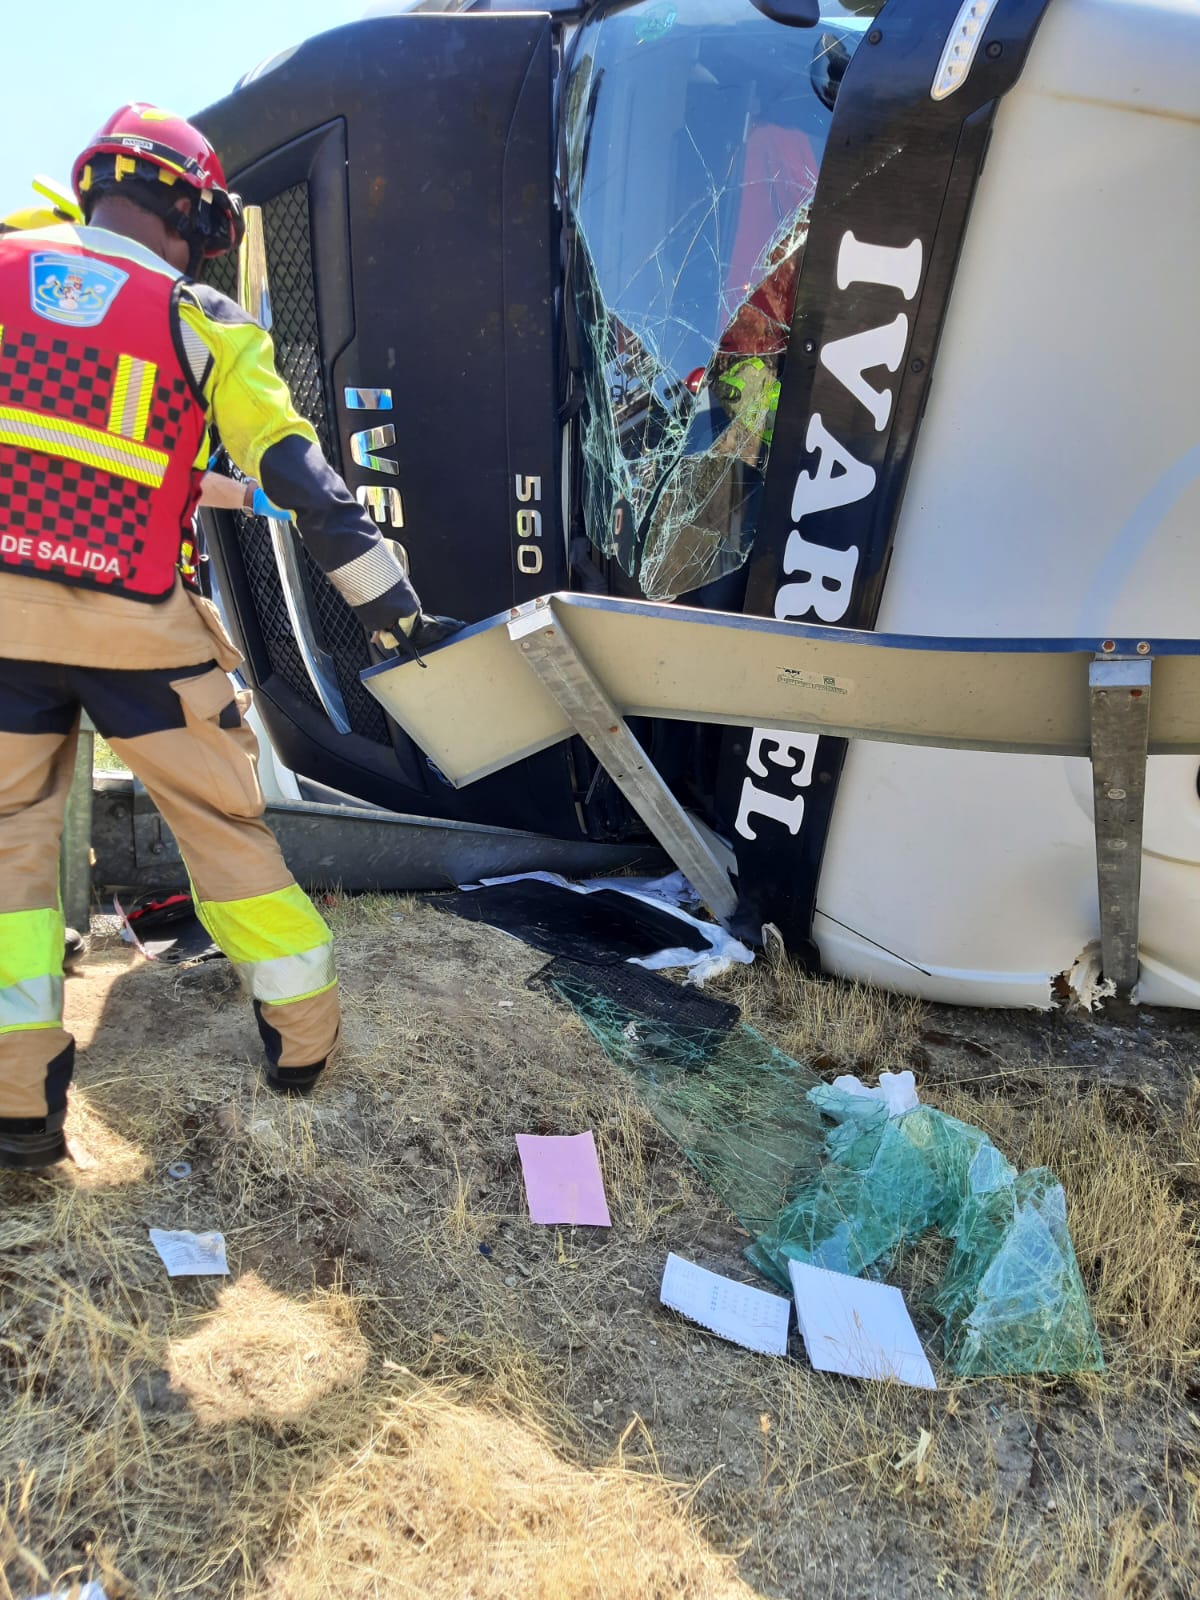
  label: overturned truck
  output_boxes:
[190,0,1200,1007]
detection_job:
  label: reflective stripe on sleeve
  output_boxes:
[0,974,64,1033]
[324,542,411,610]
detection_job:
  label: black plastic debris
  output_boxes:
[529,957,739,1036]
[434,880,709,965]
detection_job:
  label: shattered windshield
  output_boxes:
[565,0,877,601]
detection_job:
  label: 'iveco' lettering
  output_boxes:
[735,231,923,845]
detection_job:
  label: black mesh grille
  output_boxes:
[236,512,324,710]
[203,186,388,744]
[260,185,334,457]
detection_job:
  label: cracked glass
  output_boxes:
[564,0,879,601]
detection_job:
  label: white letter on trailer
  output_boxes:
[776,530,860,623]
[747,729,820,786]
[819,313,909,431]
[790,414,876,524]
[835,232,923,299]
[734,778,807,841]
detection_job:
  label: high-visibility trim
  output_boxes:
[326,542,410,609]
[195,882,335,1005]
[196,882,332,965]
[0,907,65,986]
[110,354,157,440]
[129,359,158,441]
[0,974,64,1034]
[0,403,169,487]
[234,947,337,1007]
[178,316,213,396]
[109,354,131,435]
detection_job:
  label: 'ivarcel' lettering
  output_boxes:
[735,729,822,840]
[735,230,923,847]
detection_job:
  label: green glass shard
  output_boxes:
[751,1090,1103,1377]
[542,965,827,1235]
[935,1168,1104,1378]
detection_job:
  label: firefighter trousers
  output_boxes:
[0,656,340,1125]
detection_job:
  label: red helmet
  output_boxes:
[72,104,244,259]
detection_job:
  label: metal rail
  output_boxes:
[363,593,1200,994]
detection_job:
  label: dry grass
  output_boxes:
[1,909,1198,1600]
[717,954,926,1074]
[0,1091,746,1600]
[166,1272,370,1426]
[253,1386,750,1600]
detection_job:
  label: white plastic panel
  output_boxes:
[815,0,1200,1006]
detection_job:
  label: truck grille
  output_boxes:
[206,184,389,744]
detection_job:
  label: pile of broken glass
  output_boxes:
[550,966,1103,1379]
[748,1083,1104,1379]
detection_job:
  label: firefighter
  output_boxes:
[0,104,459,1171]
[2,188,279,522]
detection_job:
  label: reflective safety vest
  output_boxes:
[0,233,207,601]
[719,356,780,447]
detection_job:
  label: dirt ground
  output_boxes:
[1,896,1198,1600]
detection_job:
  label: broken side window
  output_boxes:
[564,0,878,602]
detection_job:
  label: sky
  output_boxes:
[0,0,371,217]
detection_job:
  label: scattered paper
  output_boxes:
[515,1133,611,1227]
[830,1070,920,1117]
[149,1228,229,1277]
[660,1253,791,1356]
[788,1260,936,1389]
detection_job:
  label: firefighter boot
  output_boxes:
[0,1108,68,1171]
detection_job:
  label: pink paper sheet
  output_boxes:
[515,1132,611,1227]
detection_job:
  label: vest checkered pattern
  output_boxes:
[0,234,207,600]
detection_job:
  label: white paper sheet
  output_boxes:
[148,1228,229,1278]
[660,1253,791,1356]
[29,1584,107,1600]
[788,1260,936,1389]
